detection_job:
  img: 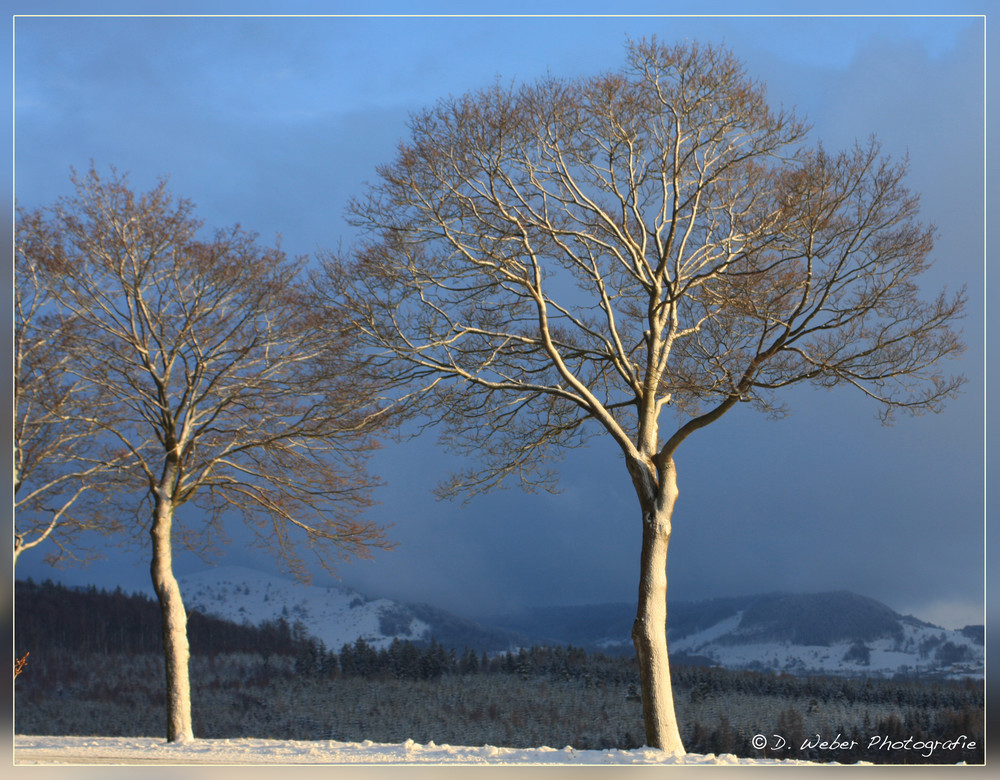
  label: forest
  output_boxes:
[14,579,983,764]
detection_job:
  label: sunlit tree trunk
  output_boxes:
[629,455,684,754]
[149,468,194,743]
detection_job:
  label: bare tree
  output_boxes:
[15,216,126,565]
[20,166,392,742]
[320,39,966,753]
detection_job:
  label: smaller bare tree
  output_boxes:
[20,166,392,742]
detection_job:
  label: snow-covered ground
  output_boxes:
[13,735,838,766]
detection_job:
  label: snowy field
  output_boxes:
[13,734,835,767]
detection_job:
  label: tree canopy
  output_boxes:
[18,167,392,576]
[324,39,964,500]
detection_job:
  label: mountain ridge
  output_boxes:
[487,591,983,678]
[177,566,983,679]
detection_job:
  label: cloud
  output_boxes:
[904,598,985,631]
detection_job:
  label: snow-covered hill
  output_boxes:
[179,566,429,652]
[670,611,983,679]
[488,592,984,679]
[178,566,523,653]
[668,591,983,678]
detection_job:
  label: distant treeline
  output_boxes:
[15,579,303,657]
[14,578,627,682]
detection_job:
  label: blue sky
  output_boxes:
[10,4,991,631]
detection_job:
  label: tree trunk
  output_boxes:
[149,493,194,743]
[630,456,685,754]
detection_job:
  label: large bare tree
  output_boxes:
[320,39,966,753]
[19,167,392,742]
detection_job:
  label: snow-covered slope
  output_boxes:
[670,612,983,678]
[178,565,525,653]
[665,592,983,678]
[179,566,431,652]
[489,591,984,679]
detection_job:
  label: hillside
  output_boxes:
[179,568,985,678]
[487,591,983,679]
[177,566,526,652]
